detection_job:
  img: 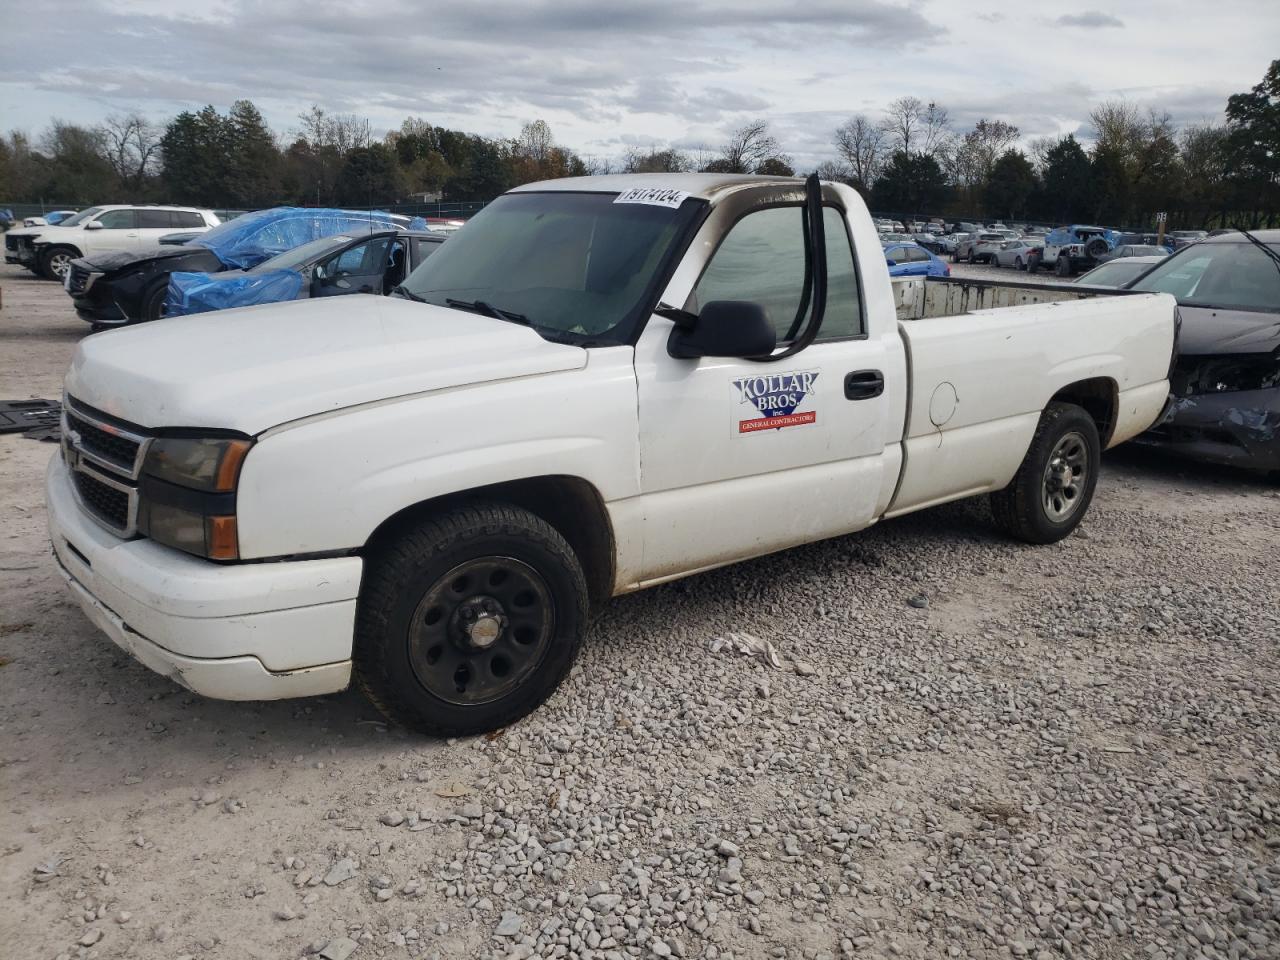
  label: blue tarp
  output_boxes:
[166,269,305,317]
[190,207,428,270]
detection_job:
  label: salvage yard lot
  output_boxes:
[2,261,1279,960]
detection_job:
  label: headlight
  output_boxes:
[139,437,251,560]
[144,437,250,492]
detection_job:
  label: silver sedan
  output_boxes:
[991,239,1041,270]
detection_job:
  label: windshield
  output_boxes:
[1077,260,1155,287]
[58,207,104,227]
[1129,241,1280,312]
[398,191,706,345]
[248,235,357,273]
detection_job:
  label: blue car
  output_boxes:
[883,242,950,278]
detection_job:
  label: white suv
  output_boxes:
[4,205,220,280]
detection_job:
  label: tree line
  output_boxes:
[1,59,1276,230]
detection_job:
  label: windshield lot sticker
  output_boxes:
[733,370,819,434]
[613,187,691,208]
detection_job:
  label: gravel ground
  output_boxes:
[2,261,1279,960]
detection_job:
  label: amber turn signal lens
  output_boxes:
[215,440,252,492]
[206,516,239,560]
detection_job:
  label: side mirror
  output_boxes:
[84,221,104,230]
[667,301,776,360]
[885,258,898,267]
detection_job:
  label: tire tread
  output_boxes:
[990,402,1098,544]
[353,502,587,736]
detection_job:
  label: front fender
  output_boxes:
[233,350,640,559]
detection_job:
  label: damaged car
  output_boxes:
[64,207,430,327]
[165,229,444,317]
[1125,230,1280,474]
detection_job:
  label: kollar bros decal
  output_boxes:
[732,370,819,434]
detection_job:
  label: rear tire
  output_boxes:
[353,502,588,736]
[968,250,976,264]
[990,402,1100,544]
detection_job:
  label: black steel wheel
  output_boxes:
[407,556,553,706]
[354,502,588,736]
[990,402,1100,544]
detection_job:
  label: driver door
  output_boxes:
[632,195,899,585]
[313,236,392,298]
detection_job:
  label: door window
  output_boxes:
[137,210,173,229]
[692,205,863,343]
[94,209,136,229]
[320,238,390,278]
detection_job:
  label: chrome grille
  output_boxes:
[63,398,152,538]
[72,467,132,533]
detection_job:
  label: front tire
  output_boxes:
[989,402,1100,544]
[353,502,588,736]
[141,278,169,322]
[39,246,76,281]
[1014,256,1024,270]
[1056,256,1073,277]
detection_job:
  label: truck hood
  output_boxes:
[65,295,589,434]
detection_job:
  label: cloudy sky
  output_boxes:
[1,0,1276,168]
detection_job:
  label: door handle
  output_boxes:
[845,370,884,400]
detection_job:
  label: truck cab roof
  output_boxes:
[510,172,802,202]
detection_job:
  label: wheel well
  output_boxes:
[1050,378,1118,447]
[40,243,81,257]
[364,476,615,610]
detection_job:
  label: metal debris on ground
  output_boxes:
[0,398,61,434]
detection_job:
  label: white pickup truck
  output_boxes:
[47,173,1177,735]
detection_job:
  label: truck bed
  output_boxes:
[884,276,1176,517]
[892,275,1120,321]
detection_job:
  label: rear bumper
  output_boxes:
[46,455,363,700]
[1135,389,1280,472]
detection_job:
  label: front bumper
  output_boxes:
[1134,388,1280,472]
[46,455,363,700]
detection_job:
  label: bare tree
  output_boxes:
[623,147,690,173]
[1027,135,1057,174]
[834,114,886,186]
[516,120,555,164]
[881,96,923,155]
[580,155,616,176]
[919,101,951,158]
[99,112,162,189]
[1089,99,1144,161]
[717,120,784,174]
[812,159,854,184]
[960,119,1021,182]
[297,105,371,155]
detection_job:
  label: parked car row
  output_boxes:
[65,207,437,327]
[5,205,221,280]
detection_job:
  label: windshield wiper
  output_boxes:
[390,284,426,302]
[445,297,532,327]
[1235,228,1280,276]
